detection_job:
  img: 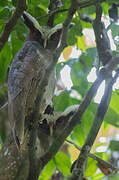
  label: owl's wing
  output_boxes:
[8,41,44,148]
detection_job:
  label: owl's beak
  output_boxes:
[43,39,47,48]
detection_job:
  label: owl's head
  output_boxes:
[22,12,62,50]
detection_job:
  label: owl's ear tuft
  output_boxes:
[22,11,40,32]
[22,13,35,31]
[22,12,43,43]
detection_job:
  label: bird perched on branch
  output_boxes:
[8,11,62,149]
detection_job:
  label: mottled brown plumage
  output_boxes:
[8,12,62,148]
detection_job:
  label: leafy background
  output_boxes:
[0,0,119,179]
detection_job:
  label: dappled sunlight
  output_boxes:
[96,145,108,153]
[59,46,81,62]
[87,67,97,83]
[60,65,73,90]
[113,77,119,90]
[83,28,96,47]
[70,89,81,100]
[94,81,105,104]
[70,46,81,59]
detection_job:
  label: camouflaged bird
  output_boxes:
[8,11,62,149]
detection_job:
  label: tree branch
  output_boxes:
[93,3,112,65]
[0,0,27,51]
[71,78,113,180]
[47,0,63,27]
[37,68,105,173]
[68,10,119,178]
[66,140,117,174]
[37,0,104,21]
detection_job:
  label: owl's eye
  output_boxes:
[47,29,62,50]
[50,29,62,41]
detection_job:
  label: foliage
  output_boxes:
[0,0,119,180]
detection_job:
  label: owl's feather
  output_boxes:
[8,41,55,148]
[8,11,62,148]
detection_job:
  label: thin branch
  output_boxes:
[0,0,27,51]
[37,9,68,21]
[66,140,117,172]
[78,0,104,9]
[37,54,119,173]
[70,77,113,180]
[37,0,104,21]
[0,101,8,111]
[79,13,93,23]
[105,56,119,71]
[37,68,104,173]
[93,3,112,66]
[53,0,78,60]
[47,0,63,27]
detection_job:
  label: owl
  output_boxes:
[8,11,62,149]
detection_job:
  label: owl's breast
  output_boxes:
[39,68,56,113]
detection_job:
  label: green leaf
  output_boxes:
[12,0,17,6]
[70,60,83,86]
[91,172,104,180]
[104,108,119,128]
[85,157,97,177]
[109,140,119,151]
[54,0,70,25]
[109,173,119,180]
[14,19,27,41]
[54,11,67,25]
[0,43,12,84]
[54,91,79,111]
[77,35,87,52]
[80,5,95,16]
[73,75,88,97]
[0,0,9,7]
[54,91,70,111]
[102,2,109,15]
[109,92,119,116]
[0,7,11,20]
[69,58,89,97]
[38,160,55,180]
[11,31,24,56]
[109,23,119,45]
[27,0,32,4]
[38,4,47,12]
[68,20,82,46]
[54,152,71,176]
[71,103,97,146]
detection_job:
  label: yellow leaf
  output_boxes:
[63,46,72,60]
[77,36,87,52]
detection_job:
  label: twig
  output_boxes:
[70,76,113,180]
[38,67,105,173]
[37,9,68,21]
[78,10,93,23]
[69,3,119,177]
[93,3,112,65]
[0,0,27,51]
[47,0,63,27]
[77,0,105,9]
[66,140,117,172]
[37,0,101,21]
[0,101,8,111]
